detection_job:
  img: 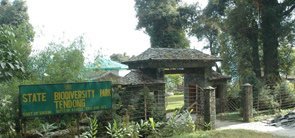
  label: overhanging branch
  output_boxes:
[283,4,295,16]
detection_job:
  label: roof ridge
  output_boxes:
[125,48,221,63]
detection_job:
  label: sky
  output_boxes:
[26,0,208,60]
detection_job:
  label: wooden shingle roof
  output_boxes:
[125,48,221,62]
[119,70,164,85]
[123,48,222,69]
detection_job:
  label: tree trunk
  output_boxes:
[249,20,261,78]
[209,39,222,73]
[261,0,281,85]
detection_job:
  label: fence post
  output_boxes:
[242,83,253,122]
[204,86,216,130]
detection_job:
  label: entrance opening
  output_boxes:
[165,74,184,112]
[188,85,197,112]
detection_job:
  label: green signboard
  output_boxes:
[19,81,112,117]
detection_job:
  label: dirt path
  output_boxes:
[167,113,295,137]
[217,120,295,137]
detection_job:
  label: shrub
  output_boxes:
[81,117,98,138]
[161,110,195,137]
[274,81,295,109]
[255,81,295,111]
[256,86,279,110]
[0,95,16,136]
[0,79,30,136]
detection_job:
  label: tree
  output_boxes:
[0,25,25,81]
[196,0,295,85]
[134,0,197,48]
[110,53,130,63]
[224,0,261,83]
[190,9,223,73]
[29,37,85,83]
[165,74,183,93]
[279,41,295,78]
[0,0,34,79]
[259,0,295,84]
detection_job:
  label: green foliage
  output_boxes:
[190,9,220,56]
[258,87,275,110]
[81,117,98,138]
[0,25,25,81]
[106,120,124,138]
[29,36,85,83]
[134,0,197,48]
[0,95,16,136]
[165,74,183,93]
[0,0,34,79]
[0,78,37,136]
[105,110,195,138]
[0,0,30,26]
[255,81,295,111]
[110,53,131,63]
[279,44,295,77]
[227,82,240,99]
[275,81,295,108]
[161,110,195,137]
[105,119,158,138]
[131,86,157,121]
[203,122,212,131]
[192,0,295,85]
[38,123,58,136]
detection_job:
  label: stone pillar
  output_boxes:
[241,83,253,122]
[204,86,216,130]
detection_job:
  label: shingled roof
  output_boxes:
[123,48,222,69]
[125,48,221,62]
[119,70,164,85]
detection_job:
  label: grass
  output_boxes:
[166,94,184,112]
[171,129,284,138]
[217,111,243,122]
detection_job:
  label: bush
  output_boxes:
[274,81,295,109]
[160,110,195,137]
[0,95,15,136]
[226,83,241,111]
[255,81,295,111]
[0,78,53,136]
[256,86,279,110]
[105,110,195,138]
[0,79,30,136]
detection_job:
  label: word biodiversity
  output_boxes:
[19,82,112,117]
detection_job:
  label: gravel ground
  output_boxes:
[217,120,295,138]
[167,113,295,137]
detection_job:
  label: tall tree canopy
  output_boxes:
[259,0,295,84]
[110,53,131,63]
[29,37,85,83]
[0,25,25,81]
[0,0,34,80]
[191,0,295,85]
[134,0,197,48]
